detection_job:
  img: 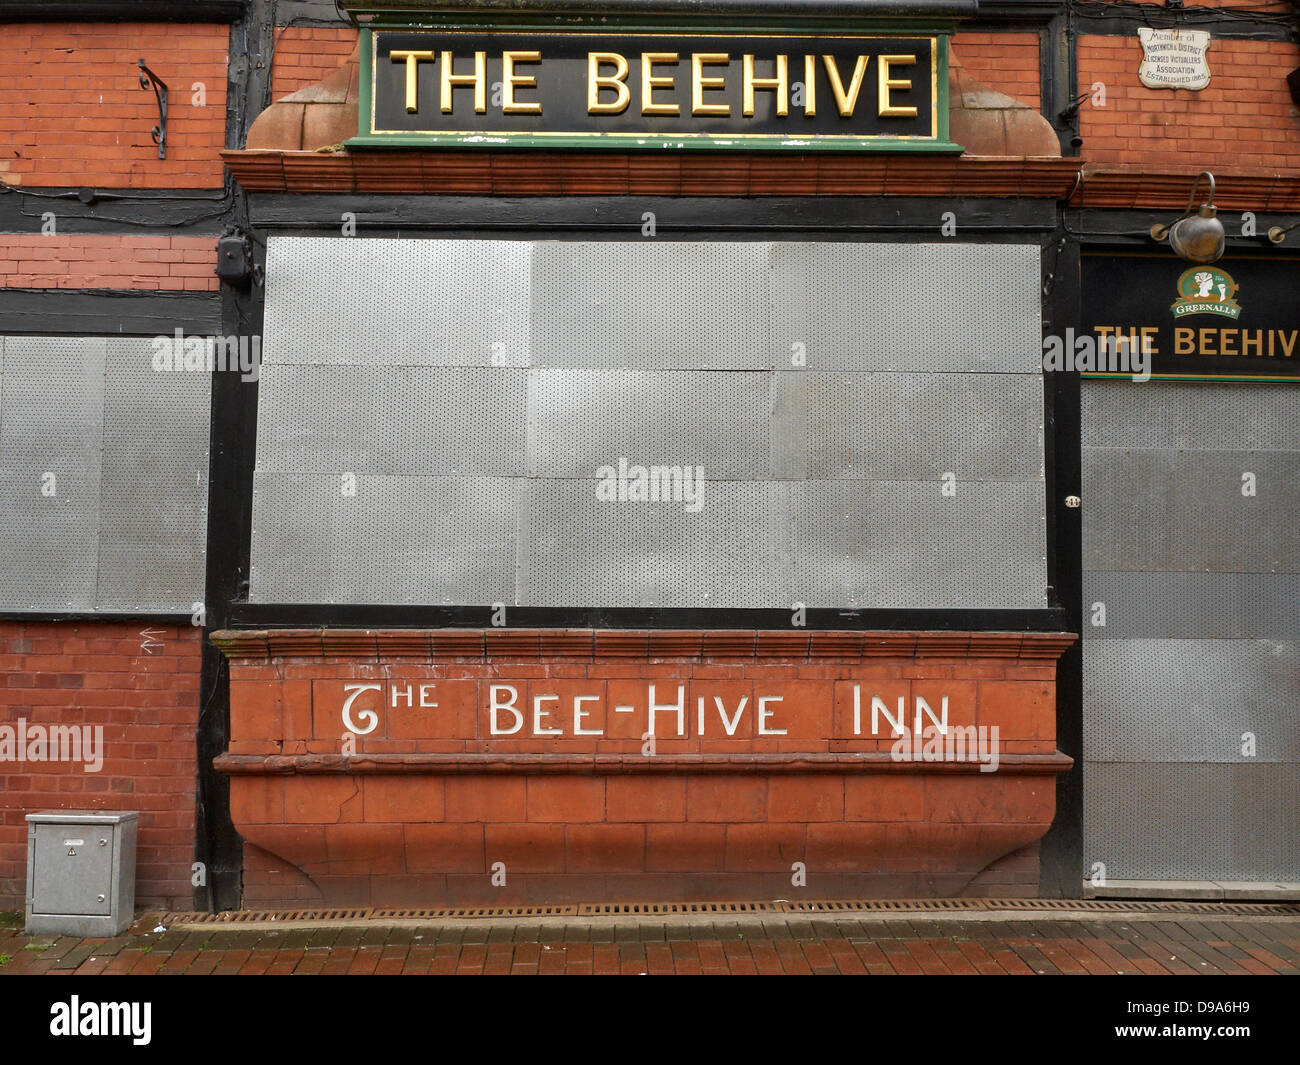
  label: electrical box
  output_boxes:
[25,811,139,937]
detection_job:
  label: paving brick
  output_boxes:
[8,908,1298,976]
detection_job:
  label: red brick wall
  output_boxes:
[0,621,201,911]
[0,234,218,290]
[0,23,229,188]
[1079,35,1300,173]
[951,31,1042,112]
[270,25,357,99]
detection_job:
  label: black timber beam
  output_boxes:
[246,194,1062,234]
[0,289,221,335]
[193,0,276,915]
[229,603,1074,632]
[0,187,230,236]
[0,0,247,21]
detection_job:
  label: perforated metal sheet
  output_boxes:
[770,241,1042,373]
[0,336,105,471]
[0,337,105,611]
[529,241,770,370]
[1084,761,1300,882]
[790,480,1047,609]
[1083,639,1300,763]
[1082,448,1300,573]
[1083,379,1300,451]
[255,365,528,476]
[1081,378,1300,882]
[1083,571,1300,640]
[249,473,518,605]
[96,338,211,612]
[262,237,531,367]
[806,371,1043,481]
[529,369,769,480]
[251,237,1047,608]
[522,479,787,608]
[0,335,210,613]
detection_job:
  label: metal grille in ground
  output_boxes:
[156,897,1300,926]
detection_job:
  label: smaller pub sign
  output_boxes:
[352,22,956,151]
[1080,254,1300,383]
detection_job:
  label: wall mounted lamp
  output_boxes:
[1150,171,1226,264]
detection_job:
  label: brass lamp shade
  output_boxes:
[1167,205,1226,264]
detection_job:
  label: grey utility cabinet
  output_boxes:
[26,811,139,937]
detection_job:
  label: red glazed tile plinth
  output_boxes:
[213,628,1074,907]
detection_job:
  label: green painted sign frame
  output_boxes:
[347,14,961,153]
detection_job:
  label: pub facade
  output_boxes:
[0,0,1295,913]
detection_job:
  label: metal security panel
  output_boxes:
[522,479,787,609]
[0,337,105,611]
[97,338,211,612]
[1082,379,1300,882]
[249,472,519,605]
[262,236,532,368]
[252,237,1047,609]
[805,371,1043,482]
[1083,639,1300,763]
[1083,378,1300,451]
[791,480,1047,609]
[770,241,1042,373]
[0,335,211,614]
[256,364,528,477]
[529,369,769,480]
[1083,571,1300,640]
[529,241,771,370]
[1082,448,1300,573]
[1084,762,1300,882]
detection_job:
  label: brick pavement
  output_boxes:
[2,905,1298,975]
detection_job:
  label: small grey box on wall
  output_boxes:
[26,811,139,937]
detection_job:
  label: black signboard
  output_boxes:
[1080,253,1300,382]
[353,28,952,151]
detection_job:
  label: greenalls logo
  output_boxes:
[1171,266,1242,320]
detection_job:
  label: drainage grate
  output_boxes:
[160,897,1300,926]
[809,899,986,912]
[164,908,374,925]
[990,898,1300,916]
[577,901,782,916]
[371,905,579,920]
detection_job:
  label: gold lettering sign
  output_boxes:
[389,49,434,113]
[741,53,788,117]
[640,52,679,115]
[362,29,952,152]
[691,53,730,116]
[588,51,630,114]
[440,50,486,114]
[501,50,542,114]
[878,54,918,118]
[822,54,870,116]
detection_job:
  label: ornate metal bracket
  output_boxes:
[136,58,168,160]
